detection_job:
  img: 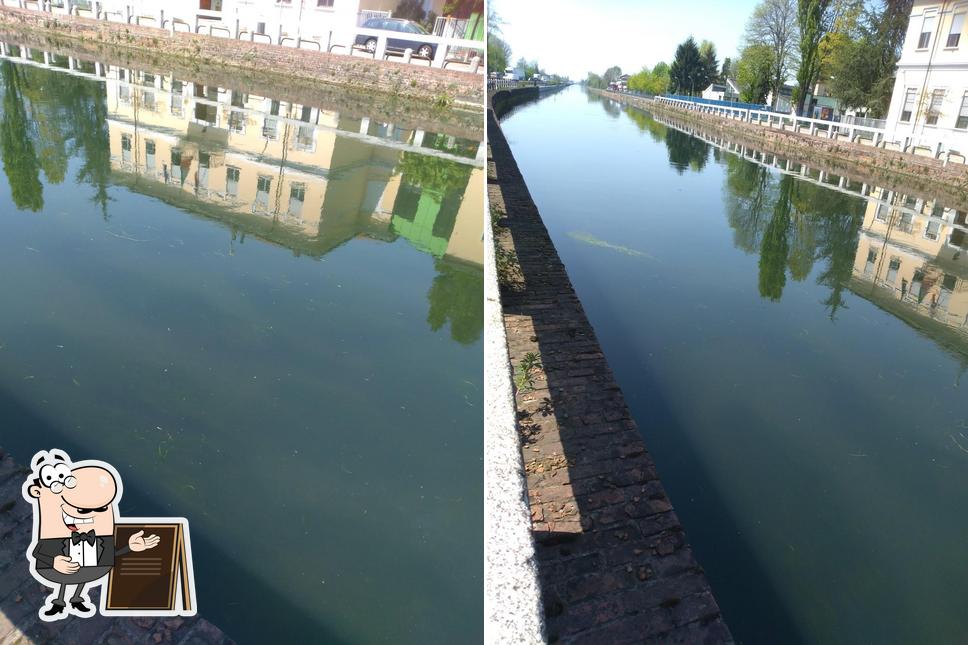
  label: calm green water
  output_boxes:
[0,52,483,644]
[502,87,968,644]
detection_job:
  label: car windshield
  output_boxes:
[405,22,429,34]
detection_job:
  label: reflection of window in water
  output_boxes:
[886,257,901,285]
[263,117,278,139]
[145,140,155,171]
[940,274,957,310]
[141,72,154,86]
[899,212,914,234]
[950,228,968,249]
[226,166,240,197]
[121,134,132,164]
[198,153,210,189]
[393,183,421,221]
[231,90,246,108]
[955,210,968,226]
[299,105,312,122]
[911,269,925,302]
[925,219,941,240]
[255,175,271,212]
[288,183,305,218]
[194,83,219,100]
[141,90,155,111]
[229,110,245,133]
[195,102,218,125]
[171,80,184,116]
[270,100,281,116]
[928,201,945,217]
[170,150,183,183]
[296,125,314,150]
[865,248,877,276]
[118,84,130,104]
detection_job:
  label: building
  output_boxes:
[701,79,741,102]
[851,186,968,346]
[884,1,968,153]
[765,84,795,113]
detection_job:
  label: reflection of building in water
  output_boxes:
[852,187,968,337]
[101,64,482,265]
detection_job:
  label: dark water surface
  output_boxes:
[0,50,483,644]
[501,86,968,644]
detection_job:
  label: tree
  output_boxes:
[603,66,623,84]
[627,62,671,95]
[828,0,912,117]
[427,260,483,345]
[721,57,733,81]
[758,175,793,301]
[699,40,720,87]
[669,37,704,95]
[745,0,799,109]
[585,72,606,89]
[794,0,833,114]
[736,44,775,103]
[486,6,510,74]
[0,61,43,212]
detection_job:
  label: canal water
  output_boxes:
[0,51,483,643]
[501,86,968,644]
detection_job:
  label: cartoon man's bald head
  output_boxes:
[25,451,119,539]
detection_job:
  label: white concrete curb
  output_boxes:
[483,181,545,644]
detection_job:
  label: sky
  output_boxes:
[491,0,761,80]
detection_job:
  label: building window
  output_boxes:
[121,134,132,164]
[949,12,965,47]
[226,166,240,197]
[901,88,916,122]
[926,89,945,125]
[919,13,936,49]
[145,140,155,171]
[957,93,968,128]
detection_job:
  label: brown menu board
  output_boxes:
[105,522,194,613]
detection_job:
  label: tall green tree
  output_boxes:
[0,61,43,212]
[486,7,510,74]
[603,66,623,84]
[699,40,720,87]
[794,0,833,114]
[669,37,704,95]
[736,43,776,103]
[745,0,799,109]
[721,56,733,81]
[828,0,912,117]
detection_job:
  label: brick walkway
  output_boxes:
[487,107,732,644]
[0,449,233,645]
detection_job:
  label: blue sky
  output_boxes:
[491,0,761,80]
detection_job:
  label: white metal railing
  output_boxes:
[357,9,390,27]
[0,1,483,71]
[653,95,966,164]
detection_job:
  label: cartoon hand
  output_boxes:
[53,555,80,574]
[128,530,161,552]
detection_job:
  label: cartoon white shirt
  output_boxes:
[68,534,98,567]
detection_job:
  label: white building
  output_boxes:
[701,79,740,102]
[884,0,968,153]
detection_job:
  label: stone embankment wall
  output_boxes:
[487,90,732,643]
[598,89,968,205]
[0,6,483,107]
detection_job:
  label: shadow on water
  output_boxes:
[0,387,351,644]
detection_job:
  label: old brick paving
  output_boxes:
[0,448,234,645]
[487,103,732,644]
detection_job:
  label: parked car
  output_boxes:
[355,18,436,59]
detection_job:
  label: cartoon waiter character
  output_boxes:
[23,449,161,620]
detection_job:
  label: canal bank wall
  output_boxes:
[0,448,233,644]
[487,90,732,642]
[0,6,483,108]
[596,89,968,205]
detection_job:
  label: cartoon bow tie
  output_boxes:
[70,530,96,546]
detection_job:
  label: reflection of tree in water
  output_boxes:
[622,107,667,143]
[426,259,483,345]
[722,153,865,316]
[597,96,621,118]
[664,127,709,174]
[0,61,43,211]
[0,59,111,216]
[397,151,472,195]
[758,175,792,301]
